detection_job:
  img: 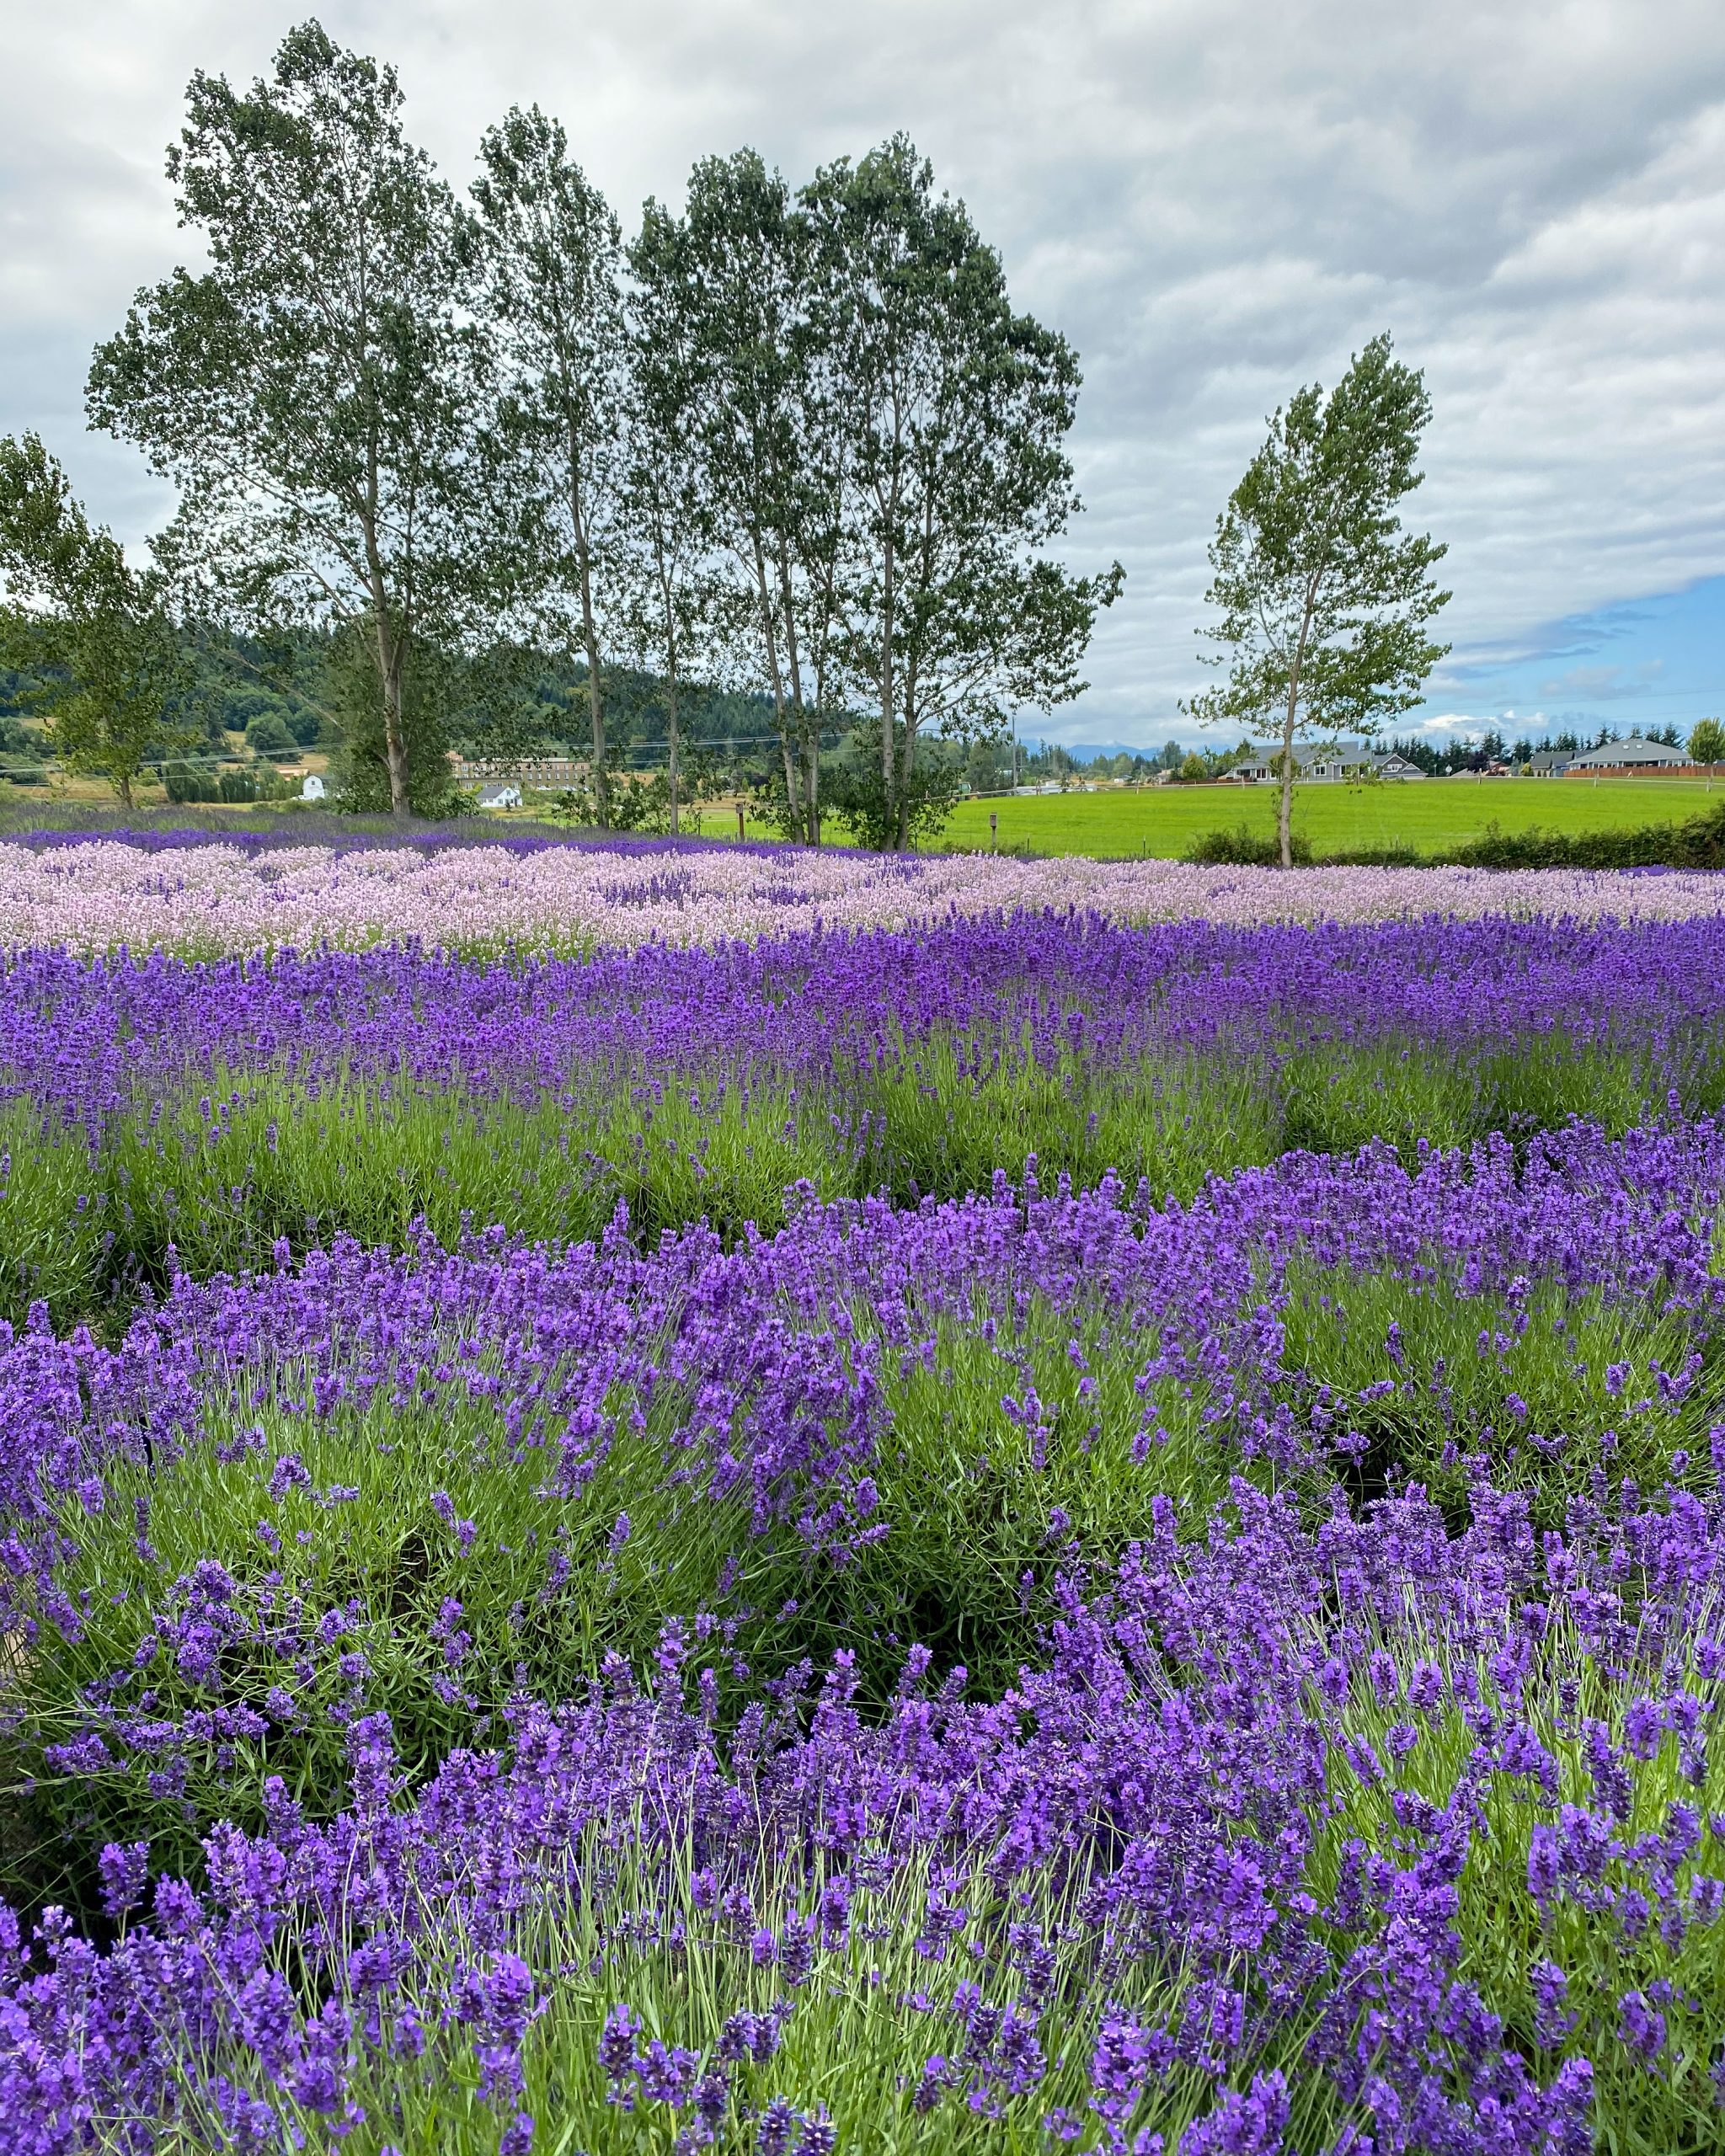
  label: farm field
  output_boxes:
[4,830,1725,2153]
[936,775,1719,858]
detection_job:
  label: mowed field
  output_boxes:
[933,774,1719,857]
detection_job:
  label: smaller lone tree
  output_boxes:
[1188,334,1450,867]
[1689,716,1724,786]
[0,433,193,808]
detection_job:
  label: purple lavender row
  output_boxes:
[5,1459,1714,2139]
[8,1113,1723,1555]
[1,1004,1723,2141]
[4,913,1724,1130]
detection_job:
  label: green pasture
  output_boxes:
[933,775,1718,859]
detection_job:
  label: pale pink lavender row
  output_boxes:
[0,836,1721,953]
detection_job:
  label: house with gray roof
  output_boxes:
[1565,739,1690,772]
[1229,741,1422,783]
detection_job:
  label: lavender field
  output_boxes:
[3,837,1725,2153]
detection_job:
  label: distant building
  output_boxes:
[1231,741,1418,784]
[478,782,524,809]
[452,755,586,792]
[1565,739,1692,773]
[1367,750,1426,781]
[300,773,327,801]
[1524,751,1573,776]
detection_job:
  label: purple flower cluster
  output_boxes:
[3,1110,1721,1585]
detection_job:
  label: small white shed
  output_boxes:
[300,773,327,801]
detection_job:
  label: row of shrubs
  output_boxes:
[161,760,302,805]
[1188,794,1725,870]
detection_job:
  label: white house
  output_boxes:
[300,772,327,801]
[478,781,525,809]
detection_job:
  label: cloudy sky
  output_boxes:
[4,0,1723,749]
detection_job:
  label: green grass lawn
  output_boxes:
[932,776,1721,859]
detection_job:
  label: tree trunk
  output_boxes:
[666,668,680,838]
[582,623,606,829]
[569,444,607,828]
[360,431,410,820]
[1277,697,1297,870]
[879,527,896,850]
[751,538,800,838]
[655,534,681,838]
[894,670,918,851]
[1276,590,1318,868]
[777,717,800,835]
[776,540,814,846]
[374,609,410,820]
[116,766,133,812]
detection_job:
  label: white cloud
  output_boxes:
[3,0,1723,743]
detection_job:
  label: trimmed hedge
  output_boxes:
[1451,801,1725,870]
[163,761,298,805]
[1188,798,1725,872]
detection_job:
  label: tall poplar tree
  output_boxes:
[804,137,1121,851]
[633,156,840,846]
[471,107,628,826]
[1188,334,1451,867]
[86,20,489,819]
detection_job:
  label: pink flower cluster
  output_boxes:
[0,836,1719,954]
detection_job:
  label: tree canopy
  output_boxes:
[0,433,195,808]
[1187,334,1450,867]
[74,22,1121,841]
[87,21,494,818]
[1689,718,1724,771]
